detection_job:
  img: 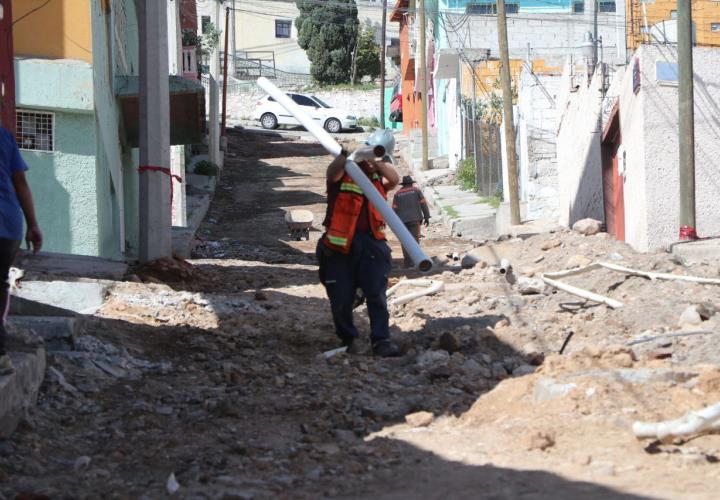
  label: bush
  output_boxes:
[456,157,476,191]
[357,116,380,128]
[194,160,219,177]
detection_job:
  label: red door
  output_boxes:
[601,104,624,241]
[612,144,625,241]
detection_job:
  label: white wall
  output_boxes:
[442,8,627,68]
[628,45,720,250]
[517,70,561,220]
[555,61,608,227]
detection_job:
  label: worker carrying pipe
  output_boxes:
[256,77,433,357]
[317,130,401,357]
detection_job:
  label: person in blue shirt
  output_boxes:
[0,126,42,376]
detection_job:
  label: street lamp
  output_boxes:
[581,31,602,79]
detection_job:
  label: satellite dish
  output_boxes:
[648,19,696,44]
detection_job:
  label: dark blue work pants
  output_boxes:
[317,232,392,344]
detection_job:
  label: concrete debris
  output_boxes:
[416,350,451,367]
[525,430,556,451]
[540,239,562,251]
[0,331,45,439]
[566,255,593,269]
[405,411,434,427]
[516,277,545,295]
[678,306,703,328]
[572,218,602,236]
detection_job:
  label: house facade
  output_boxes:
[11,0,203,259]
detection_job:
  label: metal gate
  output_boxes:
[463,103,503,198]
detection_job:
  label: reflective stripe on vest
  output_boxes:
[324,173,387,253]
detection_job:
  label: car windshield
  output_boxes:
[311,96,332,109]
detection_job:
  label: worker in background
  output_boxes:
[392,175,430,268]
[0,126,42,376]
[316,129,401,357]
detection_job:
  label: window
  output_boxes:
[16,110,54,152]
[670,10,677,19]
[572,1,584,13]
[201,15,211,34]
[599,1,616,12]
[291,94,318,107]
[275,19,291,38]
[712,23,720,32]
[466,2,518,14]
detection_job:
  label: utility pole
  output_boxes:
[677,0,695,237]
[138,0,172,262]
[418,0,429,170]
[221,6,230,136]
[380,0,387,127]
[209,0,221,164]
[496,0,521,225]
[0,0,16,134]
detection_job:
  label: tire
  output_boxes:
[260,113,278,130]
[324,118,342,133]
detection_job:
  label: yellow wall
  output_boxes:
[12,0,93,62]
[627,0,720,50]
[461,59,562,100]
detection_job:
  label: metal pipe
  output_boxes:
[257,77,433,272]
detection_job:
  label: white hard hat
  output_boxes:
[365,129,396,159]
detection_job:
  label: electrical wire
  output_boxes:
[12,0,54,26]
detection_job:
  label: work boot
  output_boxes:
[0,354,14,376]
[342,338,361,355]
[372,339,401,358]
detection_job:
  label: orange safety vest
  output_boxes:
[324,173,387,253]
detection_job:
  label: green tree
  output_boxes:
[296,0,359,85]
[352,26,381,84]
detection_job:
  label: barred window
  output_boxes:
[16,110,54,152]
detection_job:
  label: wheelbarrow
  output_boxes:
[285,209,313,241]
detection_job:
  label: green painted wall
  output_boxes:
[22,111,99,256]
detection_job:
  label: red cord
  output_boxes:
[138,166,183,205]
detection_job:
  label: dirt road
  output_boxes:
[3,129,720,499]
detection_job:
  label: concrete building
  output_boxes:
[430,0,628,171]
[627,0,720,51]
[601,45,720,251]
[221,0,399,76]
[11,0,203,259]
[556,44,720,252]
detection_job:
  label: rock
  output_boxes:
[678,305,703,327]
[513,364,536,377]
[428,364,452,380]
[167,472,180,495]
[461,358,483,375]
[517,277,544,295]
[566,255,593,269]
[461,251,488,270]
[540,239,561,251]
[491,362,508,379]
[696,302,718,321]
[572,218,602,236]
[73,455,91,470]
[525,430,556,451]
[494,318,510,329]
[416,350,450,367]
[405,411,434,428]
[438,332,461,354]
[533,378,577,402]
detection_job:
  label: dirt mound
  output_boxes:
[132,256,207,287]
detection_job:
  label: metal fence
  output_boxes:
[463,106,503,198]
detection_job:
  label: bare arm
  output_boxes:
[376,160,400,190]
[326,152,347,183]
[12,171,42,253]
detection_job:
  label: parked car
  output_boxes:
[253,93,357,133]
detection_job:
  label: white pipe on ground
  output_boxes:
[386,278,444,306]
[633,401,720,440]
[257,77,432,272]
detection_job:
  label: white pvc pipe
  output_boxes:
[386,278,444,306]
[257,77,432,272]
[633,401,720,440]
